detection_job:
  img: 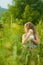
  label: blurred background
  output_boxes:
[0,0,43,65]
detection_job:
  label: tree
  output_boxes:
[22,5,32,23]
[1,11,10,24]
[9,0,43,24]
[22,5,40,24]
[2,0,43,24]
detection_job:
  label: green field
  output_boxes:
[0,0,43,65]
[0,21,43,65]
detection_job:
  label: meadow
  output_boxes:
[0,21,43,65]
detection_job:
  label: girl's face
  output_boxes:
[24,26,29,33]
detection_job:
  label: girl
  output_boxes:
[22,22,40,65]
[22,22,40,49]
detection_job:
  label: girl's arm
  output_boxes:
[31,33,40,44]
[22,34,30,44]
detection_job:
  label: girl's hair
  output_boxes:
[24,22,36,35]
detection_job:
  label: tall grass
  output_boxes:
[0,22,43,65]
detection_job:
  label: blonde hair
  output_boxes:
[24,22,36,35]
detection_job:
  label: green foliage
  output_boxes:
[11,0,43,24]
[22,5,32,22]
[1,0,43,24]
[0,7,7,19]
[0,0,43,65]
[22,5,39,24]
[36,22,43,65]
[0,22,43,65]
[1,11,11,24]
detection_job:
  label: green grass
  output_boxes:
[0,22,43,65]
